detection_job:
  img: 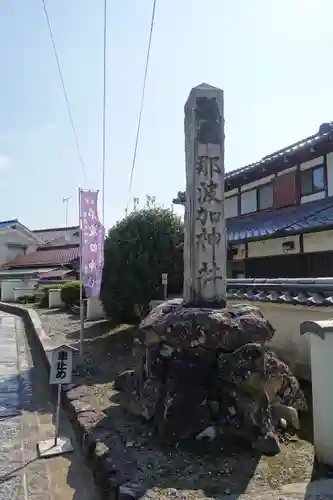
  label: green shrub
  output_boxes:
[38,284,62,308]
[61,281,84,307]
[100,195,184,323]
[17,293,36,304]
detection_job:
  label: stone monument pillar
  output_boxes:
[183,83,226,308]
[115,83,306,456]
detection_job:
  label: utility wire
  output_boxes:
[126,0,157,213]
[41,0,88,181]
[101,0,107,225]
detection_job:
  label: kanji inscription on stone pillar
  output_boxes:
[183,83,226,308]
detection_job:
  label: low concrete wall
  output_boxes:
[13,287,35,301]
[86,298,105,320]
[229,300,321,381]
[48,288,63,308]
[2,280,24,301]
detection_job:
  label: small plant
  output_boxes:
[61,281,84,307]
[17,293,37,304]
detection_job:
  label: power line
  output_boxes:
[101,0,107,225]
[41,0,88,181]
[126,0,157,213]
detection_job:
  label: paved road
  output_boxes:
[0,311,98,500]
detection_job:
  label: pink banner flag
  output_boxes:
[79,190,105,298]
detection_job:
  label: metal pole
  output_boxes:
[79,188,84,358]
[101,0,107,228]
[163,282,167,301]
[62,197,71,227]
[79,282,84,357]
[54,384,61,447]
[65,202,68,227]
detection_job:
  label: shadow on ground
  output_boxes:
[27,319,98,500]
[67,318,119,342]
[0,318,98,500]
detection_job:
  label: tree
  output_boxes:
[100,196,184,322]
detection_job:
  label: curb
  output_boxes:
[0,303,121,500]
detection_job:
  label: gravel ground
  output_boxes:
[37,307,316,499]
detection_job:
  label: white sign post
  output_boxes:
[37,344,77,458]
[161,273,168,301]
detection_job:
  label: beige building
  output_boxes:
[174,122,333,278]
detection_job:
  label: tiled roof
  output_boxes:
[174,123,333,200]
[228,197,333,243]
[2,244,80,268]
[0,220,45,243]
[38,268,74,279]
[33,226,80,244]
[0,219,19,229]
[0,267,56,277]
[227,278,333,307]
[227,122,333,181]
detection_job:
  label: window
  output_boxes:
[225,196,238,219]
[258,184,273,210]
[240,189,257,214]
[313,166,325,192]
[6,245,26,261]
[300,165,325,196]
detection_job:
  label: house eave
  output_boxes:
[0,223,45,245]
[176,123,333,195]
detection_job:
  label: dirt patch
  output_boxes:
[38,308,315,498]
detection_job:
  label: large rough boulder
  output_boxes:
[114,299,306,456]
[138,300,274,350]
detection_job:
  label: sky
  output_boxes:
[0,0,332,231]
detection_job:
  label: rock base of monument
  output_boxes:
[115,299,307,456]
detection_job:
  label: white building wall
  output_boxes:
[303,230,333,253]
[248,235,300,258]
[0,226,39,266]
[300,156,324,171]
[1,279,38,301]
[240,174,275,192]
[301,191,326,204]
[1,280,23,301]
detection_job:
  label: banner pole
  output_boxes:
[79,188,84,358]
[54,384,61,447]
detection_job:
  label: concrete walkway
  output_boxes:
[0,311,98,500]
